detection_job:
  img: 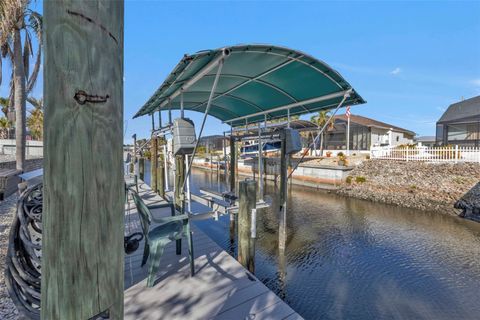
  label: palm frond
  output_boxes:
[26,38,40,93]
[27,10,42,38]
[23,30,30,80]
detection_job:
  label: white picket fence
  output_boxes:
[370,145,480,163]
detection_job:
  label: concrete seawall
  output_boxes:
[0,158,43,172]
[193,157,352,189]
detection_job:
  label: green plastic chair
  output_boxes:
[130,191,195,287]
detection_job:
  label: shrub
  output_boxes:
[365,155,370,160]
[337,152,344,157]
[355,176,366,183]
[346,176,353,184]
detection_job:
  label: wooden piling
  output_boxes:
[42,1,124,318]
[139,157,145,181]
[238,179,256,273]
[174,155,185,211]
[174,154,185,254]
[133,133,137,175]
[150,136,158,191]
[229,136,236,192]
[157,152,165,198]
[279,130,288,251]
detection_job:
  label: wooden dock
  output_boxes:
[124,181,302,320]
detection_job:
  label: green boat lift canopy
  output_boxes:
[134,44,365,127]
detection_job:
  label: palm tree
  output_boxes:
[310,110,332,156]
[0,116,12,139]
[27,96,42,140]
[0,0,42,171]
[0,97,9,117]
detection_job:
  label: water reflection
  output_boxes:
[190,169,480,320]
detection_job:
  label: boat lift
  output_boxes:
[134,44,365,268]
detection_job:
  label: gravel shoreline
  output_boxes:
[0,194,19,320]
[338,160,480,217]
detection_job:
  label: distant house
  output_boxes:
[415,136,436,147]
[324,114,415,151]
[198,135,229,153]
[436,95,480,147]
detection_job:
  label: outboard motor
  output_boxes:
[284,128,302,154]
[173,118,197,155]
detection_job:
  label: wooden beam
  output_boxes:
[174,154,185,254]
[150,136,158,191]
[157,141,165,198]
[42,1,124,319]
[279,130,287,251]
[139,157,145,181]
[133,133,137,175]
[237,180,256,272]
[229,136,235,192]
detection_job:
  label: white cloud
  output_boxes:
[390,67,402,75]
[471,78,480,87]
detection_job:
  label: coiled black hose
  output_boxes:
[5,182,43,319]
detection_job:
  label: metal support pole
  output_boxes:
[185,154,191,212]
[180,92,184,119]
[287,108,291,128]
[158,111,162,129]
[151,114,155,132]
[258,121,264,200]
[163,144,169,191]
[169,106,172,125]
[182,59,224,192]
[347,115,350,156]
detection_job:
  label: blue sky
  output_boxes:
[1,1,480,143]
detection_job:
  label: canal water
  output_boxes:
[146,166,480,320]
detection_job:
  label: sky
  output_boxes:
[1,1,479,143]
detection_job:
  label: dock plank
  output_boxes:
[124,181,302,319]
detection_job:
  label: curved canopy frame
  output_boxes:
[134,44,365,127]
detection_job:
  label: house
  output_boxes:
[324,114,415,151]
[198,135,229,153]
[436,95,480,147]
[415,136,436,147]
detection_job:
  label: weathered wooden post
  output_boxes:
[43,1,124,319]
[237,179,256,273]
[150,136,158,191]
[157,141,165,198]
[133,133,137,175]
[139,157,145,181]
[279,130,288,251]
[174,154,185,254]
[229,135,236,192]
[223,132,228,178]
[174,155,185,211]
